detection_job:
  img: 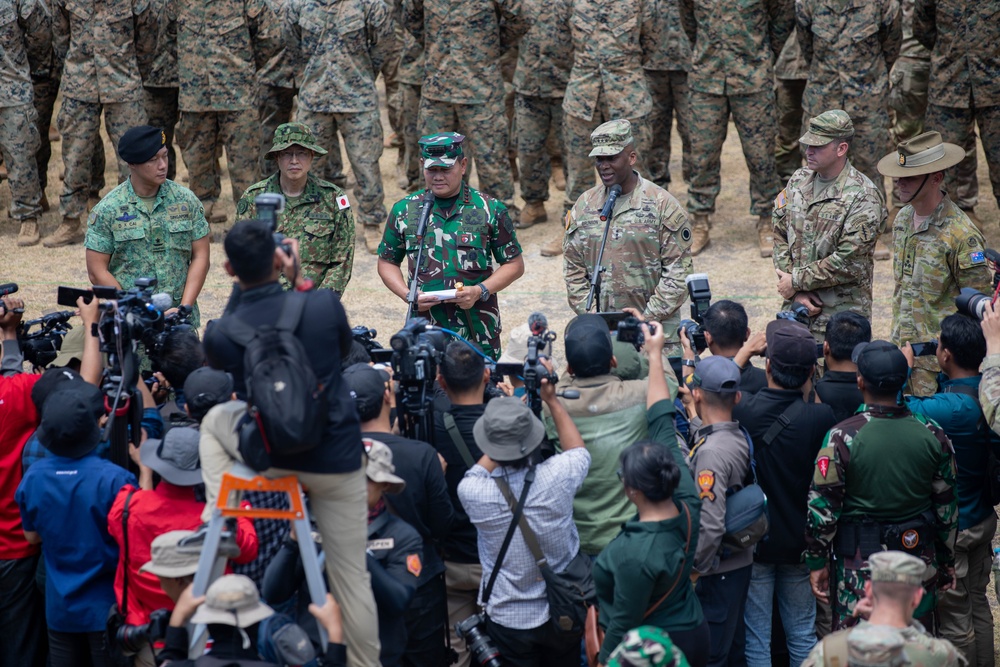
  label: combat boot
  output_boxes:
[364,224,383,255]
[540,234,564,257]
[756,215,773,258]
[690,213,710,256]
[43,217,83,247]
[17,218,39,246]
[205,200,227,225]
[552,160,566,191]
[517,201,548,229]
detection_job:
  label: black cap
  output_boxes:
[685,355,741,394]
[37,383,105,458]
[852,341,908,392]
[766,319,817,368]
[119,125,167,164]
[183,368,234,420]
[31,366,86,412]
[564,314,613,377]
[342,363,391,415]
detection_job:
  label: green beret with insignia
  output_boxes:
[419,133,465,168]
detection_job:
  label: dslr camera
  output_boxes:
[115,608,170,655]
[679,273,711,352]
[954,248,1000,320]
[455,614,502,667]
[776,302,810,326]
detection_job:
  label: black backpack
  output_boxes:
[216,292,330,468]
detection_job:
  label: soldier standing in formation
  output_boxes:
[774,30,809,185]
[140,0,178,183]
[771,110,885,344]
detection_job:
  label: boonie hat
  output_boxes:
[139,530,201,578]
[799,110,855,146]
[363,438,406,494]
[847,625,907,667]
[877,131,964,178]
[607,626,691,667]
[564,314,613,377]
[852,341,908,392]
[419,133,465,169]
[685,355,740,394]
[766,319,818,368]
[190,574,274,628]
[866,551,927,586]
[49,325,85,368]
[265,122,328,160]
[473,396,546,463]
[119,125,167,164]
[184,367,234,420]
[37,383,105,458]
[589,119,635,157]
[140,426,203,486]
[343,363,391,416]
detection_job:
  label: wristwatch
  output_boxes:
[478,283,490,302]
[681,357,698,368]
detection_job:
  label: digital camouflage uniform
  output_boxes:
[176,0,279,225]
[396,27,422,191]
[916,0,1000,212]
[803,620,962,667]
[140,0,177,181]
[774,30,808,182]
[804,404,958,631]
[796,0,901,196]
[31,0,58,197]
[980,355,1000,438]
[84,178,209,326]
[286,0,395,230]
[379,0,403,143]
[403,0,525,215]
[561,0,654,213]
[679,0,789,217]
[888,0,931,208]
[512,0,571,205]
[378,178,522,360]
[255,0,295,177]
[891,196,990,396]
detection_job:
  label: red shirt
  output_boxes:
[107,482,259,625]
[0,373,41,560]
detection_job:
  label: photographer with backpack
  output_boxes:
[198,219,380,667]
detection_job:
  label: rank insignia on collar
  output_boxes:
[697,470,715,501]
[817,455,830,478]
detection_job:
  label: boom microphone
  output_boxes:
[0,283,18,296]
[528,311,548,336]
[599,184,623,222]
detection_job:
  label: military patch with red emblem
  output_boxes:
[817,456,830,479]
[697,470,716,501]
[406,553,422,577]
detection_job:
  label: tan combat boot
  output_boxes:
[756,214,773,258]
[43,217,83,247]
[690,213,710,256]
[552,160,566,192]
[17,218,39,246]
[205,200,227,225]
[517,201,548,229]
[364,225,383,255]
[540,233,564,257]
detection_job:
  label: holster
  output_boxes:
[881,511,936,556]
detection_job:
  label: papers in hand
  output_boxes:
[423,289,457,301]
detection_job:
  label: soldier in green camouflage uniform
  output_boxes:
[916,0,1000,219]
[802,551,963,667]
[606,626,692,667]
[563,120,693,358]
[46,0,153,248]
[286,0,396,256]
[772,111,886,344]
[642,0,690,190]
[237,123,355,294]
[775,30,808,182]
[376,133,525,360]
[0,0,49,246]
[877,132,991,397]
[85,125,210,327]
[804,341,958,632]
[510,0,571,229]
[795,0,901,197]
[140,0,177,183]
[679,0,790,258]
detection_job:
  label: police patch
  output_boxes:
[406,553,422,577]
[697,470,716,501]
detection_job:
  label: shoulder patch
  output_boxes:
[336,194,351,210]
[406,553,422,577]
[813,446,840,486]
[774,189,787,209]
[697,469,716,501]
[564,210,572,231]
[678,222,693,249]
[970,251,985,265]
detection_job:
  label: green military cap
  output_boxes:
[589,119,635,157]
[419,132,465,168]
[847,626,907,667]
[266,122,328,159]
[608,626,692,667]
[865,551,927,586]
[799,110,855,146]
[877,131,965,178]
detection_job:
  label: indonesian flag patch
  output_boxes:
[337,194,351,210]
[817,455,830,479]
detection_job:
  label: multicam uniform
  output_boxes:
[804,405,958,630]
[890,196,990,396]
[772,161,885,341]
[982,356,1000,438]
[803,620,962,667]
[378,182,522,360]
[237,174,355,294]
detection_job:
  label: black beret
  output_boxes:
[119,125,167,164]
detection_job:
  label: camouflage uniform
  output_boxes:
[286,0,395,231]
[237,173,355,294]
[380,0,402,142]
[175,0,279,224]
[679,0,789,217]
[803,404,958,630]
[403,0,525,215]
[561,0,654,213]
[916,0,1000,212]
[396,28,422,191]
[607,626,693,667]
[887,0,931,208]
[774,30,808,182]
[795,0,901,196]
[84,178,209,326]
[980,355,1000,437]
[378,180,522,360]
[512,0,571,205]
[891,196,991,396]
[140,0,177,181]
[804,620,962,667]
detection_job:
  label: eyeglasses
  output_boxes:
[277,149,312,162]
[616,469,624,483]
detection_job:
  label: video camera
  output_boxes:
[17,310,74,370]
[256,193,294,257]
[390,318,448,442]
[679,273,711,352]
[352,325,393,364]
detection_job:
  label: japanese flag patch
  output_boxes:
[337,194,351,210]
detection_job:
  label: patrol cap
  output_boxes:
[877,131,965,178]
[265,122,328,159]
[364,438,406,494]
[343,363,391,416]
[589,119,635,157]
[419,133,465,169]
[852,341,908,392]
[846,625,907,667]
[686,355,741,394]
[119,125,168,164]
[607,626,691,667]
[866,551,926,586]
[564,314,614,377]
[766,319,818,368]
[799,110,855,147]
[139,530,201,578]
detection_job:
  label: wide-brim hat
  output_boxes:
[190,574,274,628]
[877,131,964,178]
[140,426,203,486]
[363,438,406,494]
[473,396,546,463]
[139,530,201,578]
[265,122,328,160]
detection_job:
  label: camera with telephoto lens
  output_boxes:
[255,193,293,257]
[776,302,811,326]
[17,310,74,370]
[455,614,502,667]
[955,248,1000,320]
[115,608,170,655]
[679,273,711,353]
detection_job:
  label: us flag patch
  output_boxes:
[337,194,350,210]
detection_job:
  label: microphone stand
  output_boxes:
[585,211,613,313]
[405,194,435,321]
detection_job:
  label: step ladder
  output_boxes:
[188,466,329,657]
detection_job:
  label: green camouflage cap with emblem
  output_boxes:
[877,131,965,178]
[419,132,465,168]
[846,625,907,667]
[589,119,635,157]
[799,110,855,146]
[865,551,926,586]
[266,122,328,160]
[607,626,692,667]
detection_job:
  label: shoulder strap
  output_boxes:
[943,384,980,401]
[643,501,692,619]
[276,291,307,333]
[494,474,546,568]
[822,628,851,667]
[214,313,258,348]
[762,399,809,447]
[481,467,536,607]
[214,291,308,347]
[120,487,138,618]
[444,412,477,469]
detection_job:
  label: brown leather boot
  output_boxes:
[364,225,383,255]
[756,215,773,258]
[43,217,83,247]
[17,219,40,247]
[691,213,710,256]
[552,160,566,192]
[540,234,564,257]
[517,201,548,229]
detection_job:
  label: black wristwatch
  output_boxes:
[681,357,698,368]
[479,283,490,302]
